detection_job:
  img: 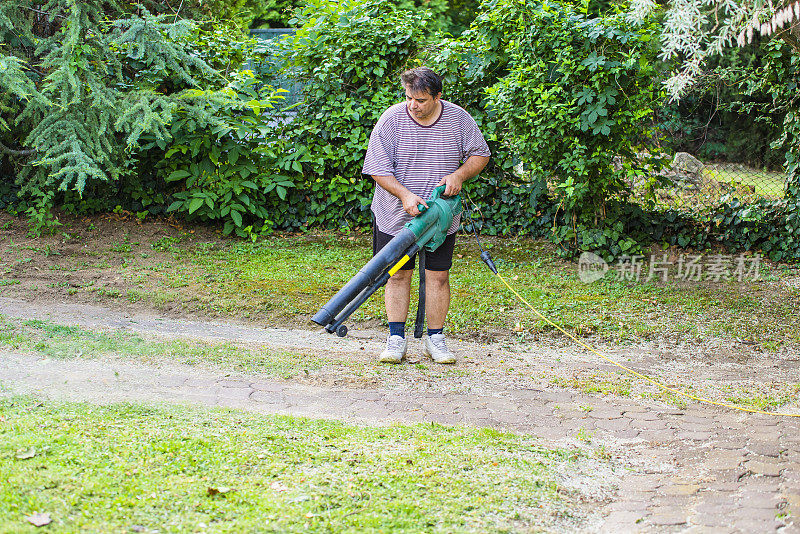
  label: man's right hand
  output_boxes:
[401,191,428,217]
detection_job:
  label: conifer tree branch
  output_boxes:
[3,0,249,198]
[0,139,35,156]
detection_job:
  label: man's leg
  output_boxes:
[424,269,450,329]
[373,225,415,362]
[423,268,456,364]
[378,268,413,363]
[419,233,456,364]
[385,269,413,323]
[420,233,455,330]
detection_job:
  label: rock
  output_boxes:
[671,152,705,175]
[662,152,705,190]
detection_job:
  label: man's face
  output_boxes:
[405,88,441,122]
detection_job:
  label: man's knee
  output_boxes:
[426,269,449,288]
[387,269,413,286]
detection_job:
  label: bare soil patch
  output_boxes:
[2,211,800,410]
[1,212,202,313]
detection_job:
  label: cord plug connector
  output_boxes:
[480,250,498,274]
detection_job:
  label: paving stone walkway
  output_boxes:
[2,299,800,533]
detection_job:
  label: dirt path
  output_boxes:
[2,297,800,532]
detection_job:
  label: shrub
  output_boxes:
[0,2,258,229]
[427,0,664,258]
[270,0,431,230]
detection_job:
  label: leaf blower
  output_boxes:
[311,185,464,337]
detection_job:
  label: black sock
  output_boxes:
[427,327,444,336]
[389,322,405,338]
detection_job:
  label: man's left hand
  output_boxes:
[436,173,465,197]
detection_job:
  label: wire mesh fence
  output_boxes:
[642,88,790,212]
[633,150,789,212]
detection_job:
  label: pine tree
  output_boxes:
[0,1,240,198]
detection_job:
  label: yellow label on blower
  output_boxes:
[388,255,410,276]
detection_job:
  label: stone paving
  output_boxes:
[2,299,800,532]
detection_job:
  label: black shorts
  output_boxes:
[373,227,456,272]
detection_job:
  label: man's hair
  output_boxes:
[401,67,443,97]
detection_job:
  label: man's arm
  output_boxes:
[372,175,429,217]
[436,155,490,197]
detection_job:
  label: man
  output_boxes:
[362,66,490,365]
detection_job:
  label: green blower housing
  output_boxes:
[311,185,462,337]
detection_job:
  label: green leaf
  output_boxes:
[167,170,191,182]
[188,198,204,214]
[231,210,243,227]
[246,99,261,115]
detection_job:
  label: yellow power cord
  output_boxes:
[495,272,800,418]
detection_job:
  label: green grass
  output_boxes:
[549,374,633,398]
[704,164,787,199]
[2,217,799,350]
[724,383,800,411]
[0,316,354,379]
[0,397,605,533]
[102,233,799,350]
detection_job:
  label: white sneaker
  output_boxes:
[423,333,456,364]
[379,335,407,363]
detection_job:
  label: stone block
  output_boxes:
[743,459,783,477]
[249,390,284,404]
[216,379,251,388]
[662,484,701,496]
[648,512,688,526]
[746,441,783,458]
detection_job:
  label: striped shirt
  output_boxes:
[362,100,491,235]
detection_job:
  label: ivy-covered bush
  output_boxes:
[395,0,480,36]
[425,0,664,257]
[185,0,296,29]
[269,0,431,230]
[140,0,437,237]
[141,75,297,238]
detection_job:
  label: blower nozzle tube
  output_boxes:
[311,228,418,331]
